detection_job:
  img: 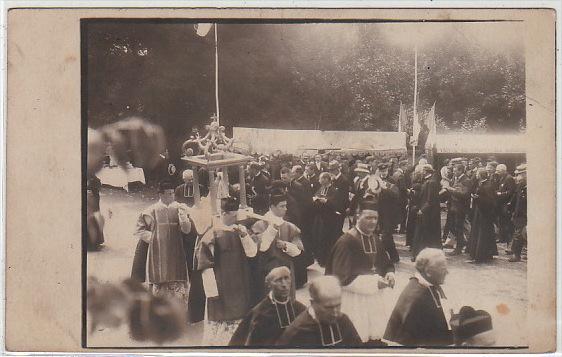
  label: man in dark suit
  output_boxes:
[304,163,320,195]
[443,164,471,255]
[508,164,527,262]
[384,248,453,346]
[377,162,401,263]
[329,160,350,234]
[248,161,271,215]
[312,154,328,176]
[495,164,516,244]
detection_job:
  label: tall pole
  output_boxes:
[214,23,220,126]
[412,45,418,164]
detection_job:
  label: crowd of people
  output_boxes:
[105,148,527,347]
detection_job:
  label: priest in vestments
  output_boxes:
[251,193,303,302]
[131,181,192,305]
[384,248,454,347]
[276,276,362,347]
[229,266,306,346]
[195,197,258,346]
[326,199,395,343]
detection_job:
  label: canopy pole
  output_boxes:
[214,23,220,126]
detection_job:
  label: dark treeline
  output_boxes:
[86,22,525,157]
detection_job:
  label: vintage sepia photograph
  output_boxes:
[84,19,530,349]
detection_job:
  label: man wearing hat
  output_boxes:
[450,306,495,346]
[195,197,258,345]
[248,161,271,215]
[507,164,527,262]
[376,162,401,263]
[349,163,371,222]
[443,163,472,255]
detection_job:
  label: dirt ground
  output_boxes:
[87,187,528,349]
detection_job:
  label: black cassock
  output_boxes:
[467,179,498,262]
[276,309,362,347]
[412,175,442,258]
[311,185,343,267]
[229,296,306,346]
[384,277,453,346]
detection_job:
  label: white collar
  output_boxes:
[264,210,285,226]
[215,220,237,232]
[334,172,341,180]
[308,306,318,322]
[269,291,289,305]
[415,271,433,288]
[354,226,373,237]
[156,200,176,208]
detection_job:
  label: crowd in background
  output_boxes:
[86,119,528,348]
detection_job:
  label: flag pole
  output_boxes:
[412,45,418,164]
[214,23,220,126]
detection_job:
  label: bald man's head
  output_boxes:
[309,276,342,324]
[266,266,292,301]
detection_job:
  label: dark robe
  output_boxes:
[332,173,351,232]
[195,227,254,321]
[249,172,271,215]
[326,227,394,286]
[174,182,199,207]
[412,175,442,258]
[294,175,316,287]
[379,180,400,262]
[467,179,498,262]
[311,185,343,266]
[496,174,516,243]
[384,277,453,346]
[406,174,423,247]
[229,295,306,346]
[276,309,362,347]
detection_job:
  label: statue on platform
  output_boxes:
[182,115,236,159]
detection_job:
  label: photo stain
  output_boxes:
[497,303,510,315]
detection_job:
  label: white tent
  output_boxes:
[233,127,407,155]
[433,133,527,154]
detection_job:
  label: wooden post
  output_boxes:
[208,169,217,215]
[192,166,201,207]
[238,164,247,208]
[222,167,230,195]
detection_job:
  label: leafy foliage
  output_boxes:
[86,22,525,158]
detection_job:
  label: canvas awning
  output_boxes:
[233,127,407,155]
[433,133,527,154]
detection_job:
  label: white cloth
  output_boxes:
[97,166,145,191]
[202,268,219,298]
[340,284,389,342]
